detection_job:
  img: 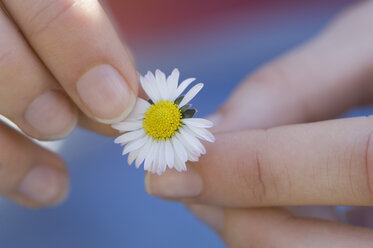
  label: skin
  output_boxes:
[1,0,373,246]
[146,1,373,247]
[0,0,139,207]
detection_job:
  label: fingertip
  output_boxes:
[16,164,70,207]
[145,167,202,199]
[76,64,137,124]
[24,90,78,140]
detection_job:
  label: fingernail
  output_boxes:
[187,204,224,232]
[24,90,77,139]
[77,65,136,124]
[18,166,69,205]
[145,167,202,199]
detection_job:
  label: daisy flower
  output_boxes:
[112,69,215,175]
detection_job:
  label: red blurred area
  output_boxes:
[106,0,253,38]
[106,0,348,41]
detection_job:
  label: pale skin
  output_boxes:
[146,1,373,247]
[0,0,140,207]
[0,0,373,247]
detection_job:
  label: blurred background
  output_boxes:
[1,0,365,247]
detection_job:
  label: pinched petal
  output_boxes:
[112,121,142,132]
[126,98,150,121]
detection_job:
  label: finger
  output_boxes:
[147,116,373,206]
[78,111,117,136]
[189,205,373,248]
[0,120,69,208]
[211,1,373,133]
[3,0,138,124]
[77,82,148,137]
[0,8,77,140]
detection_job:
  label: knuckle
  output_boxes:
[250,62,294,88]
[0,130,25,195]
[0,48,15,70]
[26,0,77,38]
[249,62,313,121]
[234,131,268,204]
[348,124,373,202]
[362,129,373,200]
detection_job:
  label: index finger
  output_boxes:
[146,116,373,207]
[3,0,138,124]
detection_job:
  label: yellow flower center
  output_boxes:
[143,100,182,140]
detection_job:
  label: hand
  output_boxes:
[145,1,373,247]
[0,0,139,207]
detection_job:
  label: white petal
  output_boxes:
[182,118,214,128]
[144,140,156,171]
[145,71,161,102]
[181,127,206,155]
[167,68,179,96]
[140,75,157,102]
[175,136,201,162]
[114,129,145,144]
[150,141,161,173]
[112,121,142,132]
[128,148,141,165]
[126,98,150,121]
[165,140,174,169]
[179,83,203,107]
[157,141,166,175]
[176,129,204,161]
[185,125,215,143]
[171,135,188,162]
[155,69,168,100]
[174,154,187,172]
[176,131,199,156]
[135,137,152,168]
[122,135,148,155]
[156,69,167,84]
[173,77,195,100]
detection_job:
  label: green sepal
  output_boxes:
[179,104,191,113]
[182,109,196,118]
[148,99,154,105]
[174,95,184,105]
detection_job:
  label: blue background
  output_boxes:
[1,1,371,247]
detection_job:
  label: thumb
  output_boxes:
[209,2,373,133]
